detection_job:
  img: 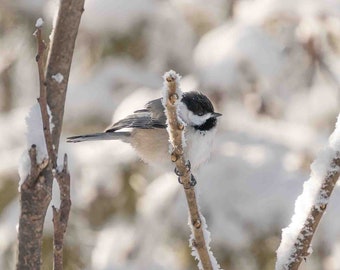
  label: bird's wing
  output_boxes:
[105,98,167,132]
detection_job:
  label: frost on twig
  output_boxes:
[276,113,340,270]
[162,70,220,270]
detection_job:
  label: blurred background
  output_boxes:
[1,0,340,269]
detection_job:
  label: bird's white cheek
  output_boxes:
[178,102,211,126]
[178,103,190,124]
[188,112,212,126]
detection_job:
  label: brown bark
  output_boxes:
[53,154,71,270]
[17,146,51,270]
[45,0,85,152]
[17,1,84,269]
[163,71,216,270]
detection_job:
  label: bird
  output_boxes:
[67,91,221,184]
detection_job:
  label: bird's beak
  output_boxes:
[212,112,222,117]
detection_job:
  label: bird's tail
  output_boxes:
[67,132,131,143]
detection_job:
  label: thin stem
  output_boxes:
[35,26,57,169]
[163,71,215,270]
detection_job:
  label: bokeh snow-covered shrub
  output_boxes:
[1,0,340,269]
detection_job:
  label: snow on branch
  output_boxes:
[276,113,340,270]
[162,70,220,270]
[17,2,84,269]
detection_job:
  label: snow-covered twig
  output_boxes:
[163,70,219,270]
[276,113,340,270]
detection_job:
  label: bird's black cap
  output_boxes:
[181,91,219,116]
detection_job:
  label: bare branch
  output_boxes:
[163,71,217,270]
[44,1,84,269]
[17,145,52,270]
[53,154,71,270]
[45,0,85,152]
[34,24,57,169]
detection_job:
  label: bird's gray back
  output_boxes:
[106,98,166,132]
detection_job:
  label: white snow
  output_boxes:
[329,114,340,151]
[80,0,155,34]
[193,22,284,93]
[51,73,64,84]
[161,70,182,107]
[162,70,186,149]
[275,113,340,270]
[46,104,55,133]
[18,104,48,191]
[35,17,44,28]
[189,211,221,270]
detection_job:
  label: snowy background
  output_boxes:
[1,0,340,269]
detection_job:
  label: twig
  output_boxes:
[276,114,340,270]
[163,71,215,270]
[34,23,57,169]
[53,154,71,270]
[17,145,51,270]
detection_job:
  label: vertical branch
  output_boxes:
[44,1,85,269]
[35,22,57,168]
[17,1,84,269]
[163,70,217,270]
[17,146,51,270]
[53,154,71,270]
[45,0,85,152]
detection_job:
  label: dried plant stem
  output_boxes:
[163,71,214,270]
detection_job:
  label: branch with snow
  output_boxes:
[34,22,57,168]
[17,144,52,270]
[17,3,84,269]
[162,70,220,270]
[276,113,340,270]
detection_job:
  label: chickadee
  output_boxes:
[67,91,221,175]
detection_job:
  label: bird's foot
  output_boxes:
[174,162,196,188]
[189,174,197,187]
